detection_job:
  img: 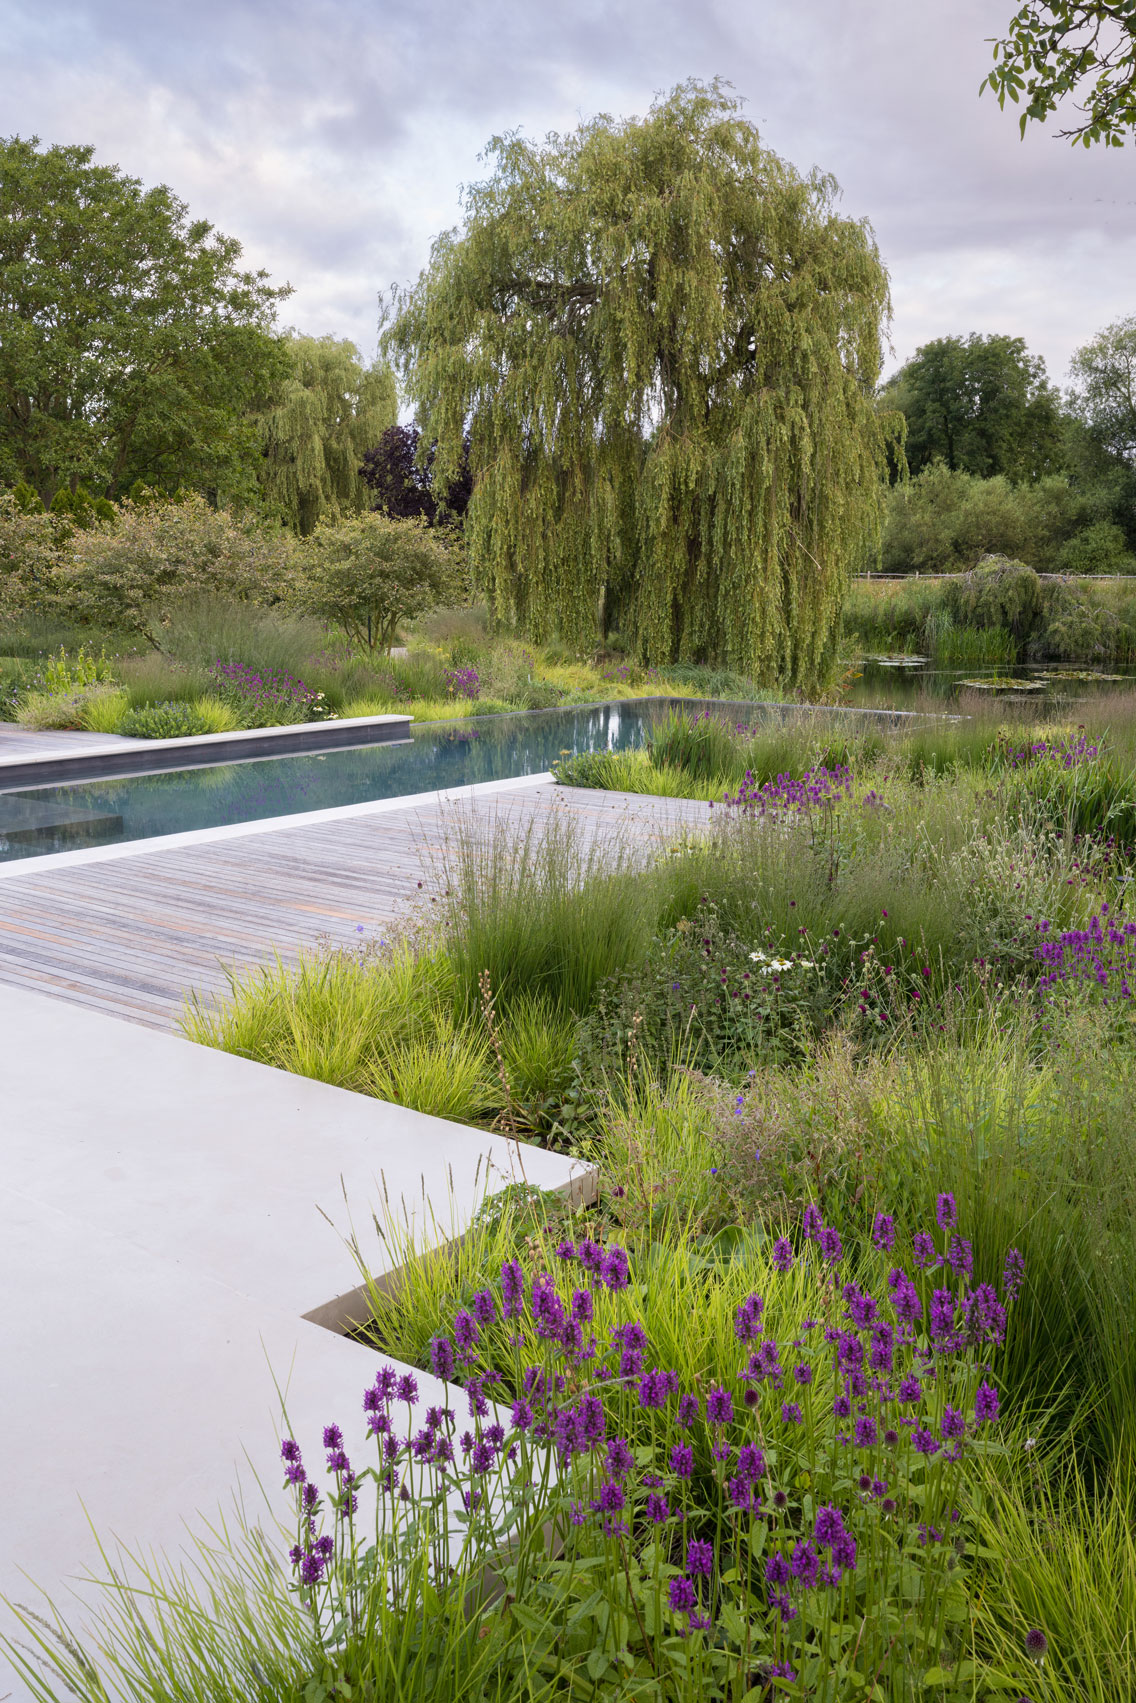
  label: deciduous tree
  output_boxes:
[384,80,897,689]
[291,512,457,652]
[259,335,397,534]
[0,136,289,504]
[881,334,1064,483]
[982,3,1136,146]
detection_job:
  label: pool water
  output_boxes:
[0,703,659,863]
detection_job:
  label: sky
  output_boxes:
[4,0,1135,389]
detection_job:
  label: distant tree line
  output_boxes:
[878,325,1136,575]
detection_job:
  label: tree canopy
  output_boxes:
[1068,314,1136,460]
[384,80,897,688]
[0,136,289,505]
[259,335,397,535]
[982,3,1136,145]
[290,512,457,652]
[359,424,473,527]
[880,334,1064,483]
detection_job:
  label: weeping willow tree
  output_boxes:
[260,335,397,534]
[384,80,901,687]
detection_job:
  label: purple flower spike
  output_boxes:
[686,1539,714,1577]
[771,1236,794,1272]
[935,1192,957,1230]
[601,1245,630,1290]
[668,1577,696,1614]
[974,1381,1000,1423]
[872,1212,896,1252]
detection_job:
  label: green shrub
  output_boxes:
[118,699,214,739]
[1053,519,1135,575]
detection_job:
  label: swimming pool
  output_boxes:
[0,702,658,862]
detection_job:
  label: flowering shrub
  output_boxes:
[208,659,334,725]
[282,1209,1019,1699]
[443,665,480,701]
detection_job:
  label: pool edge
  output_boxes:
[0,771,558,880]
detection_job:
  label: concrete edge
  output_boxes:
[0,772,558,880]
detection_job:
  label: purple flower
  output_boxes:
[280,1438,302,1464]
[734,1293,764,1342]
[764,1551,790,1586]
[470,1439,496,1474]
[930,1289,958,1342]
[429,1337,455,1380]
[668,1577,696,1614]
[600,1246,630,1290]
[706,1385,734,1426]
[814,1504,847,1547]
[790,1540,819,1586]
[453,1310,480,1354]
[736,1442,766,1482]
[607,1437,634,1480]
[639,1367,679,1410]
[781,1401,804,1425]
[818,1225,843,1264]
[854,1416,877,1447]
[947,1235,973,1278]
[974,1381,1000,1424]
[669,1443,694,1479]
[964,1284,1008,1348]
[771,1237,794,1272]
[646,1491,670,1524]
[912,1426,940,1456]
[1002,1247,1025,1303]
[935,1193,957,1230]
[322,1424,343,1450]
[571,1287,593,1323]
[1025,1629,1048,1661]
[471,1289,497,1324]
[501,1260,525,1318]
[913,1233,937,1271]
[802,1203,823,1239]
[833,1394,852,1419]
[677,1392,700,1428]
[793,1361,813,1386]
[594,1481,624,1513]
[872,1212,896,1252]
[897,1374,922,1403]
[687,1539,714,1577]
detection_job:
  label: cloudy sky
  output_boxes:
[5,0,1135,388]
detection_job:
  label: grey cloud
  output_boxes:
[4,0,1134,377]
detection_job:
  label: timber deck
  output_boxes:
[0,781,710,1030]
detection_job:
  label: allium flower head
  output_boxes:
[1025,1629,1048,1661]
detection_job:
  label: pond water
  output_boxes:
[844,659,1136,711]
